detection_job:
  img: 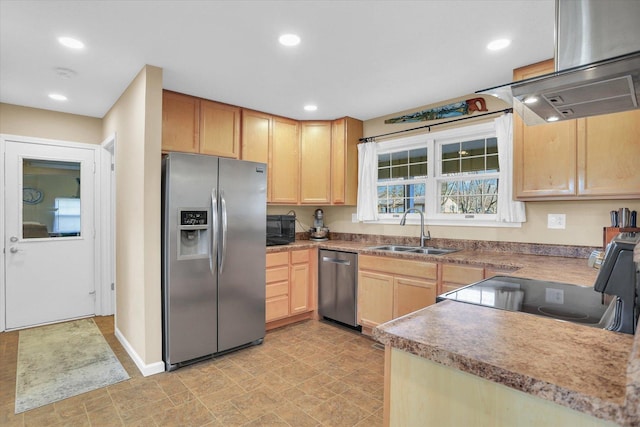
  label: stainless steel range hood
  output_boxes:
[478,0,640,125]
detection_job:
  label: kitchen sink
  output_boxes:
[367,245,458,255]
[367,245,416,252]
[406,247,458,255]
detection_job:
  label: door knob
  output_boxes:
[10,247,20,253]
[10,236,18,242]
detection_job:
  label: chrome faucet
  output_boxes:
[399,208,430,247]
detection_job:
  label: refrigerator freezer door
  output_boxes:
[217,158,267,352]
[163,153,219,367]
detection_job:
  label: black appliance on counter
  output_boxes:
[266,215,296,246]
[437,232,640,335]
[592,232,640,334]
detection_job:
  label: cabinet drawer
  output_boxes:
[442,264,484,284]
[266,251,289,268]
[266,266,288,284]
[359,255,437,279]
[290,249,310,264]
[266,281,288,298]
[266,295,289,321]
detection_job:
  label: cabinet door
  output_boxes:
[357,270,394,329]
[331,117,362,205]
[300,121,332,204]
[199,100,241,158]
[241,109,271,164]
[271,117,300,203]
[331,119,347,204]
[513,60,577,199]
[393,276,437,318]
[441,264,484,294]
[577,109,640,197]
[162,91,200,153]
[266,295,289,322]
[290,262,310,314]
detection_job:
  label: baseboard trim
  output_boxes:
[114,327,164,377]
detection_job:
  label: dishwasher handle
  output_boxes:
[322,256,351,266]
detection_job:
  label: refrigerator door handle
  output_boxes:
[220,190,228,274]
[210,188,218,275]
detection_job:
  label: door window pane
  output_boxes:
[22,159,81,239]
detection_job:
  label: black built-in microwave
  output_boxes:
[266,215,296,246]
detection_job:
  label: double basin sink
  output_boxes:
[366,245,458,255]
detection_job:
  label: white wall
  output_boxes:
[344,94,640,248]
[0,103,102,144]
[102,65,163,373]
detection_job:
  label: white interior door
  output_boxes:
[4,140,96,329]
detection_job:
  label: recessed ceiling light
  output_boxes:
[546,115,559,122]
[48,93,68,101]
[523,96,538,104]
[304,105,317,112]
[487,38,511,51]
[58,36,84,49]
[279,34,301,47]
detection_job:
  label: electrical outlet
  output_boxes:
[352,213,358,223]
[547,214,566,229]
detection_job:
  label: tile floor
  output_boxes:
[0,317,385,426]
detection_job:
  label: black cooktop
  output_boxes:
[437,276,611,327]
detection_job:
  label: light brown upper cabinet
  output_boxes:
[241,109,271,164]
[199,100,241,158]
[270,116,300,204]
[577,110,640,197]
[514,60,640,200]
[331,117,362,205]
[513,60,577,199]
[300,121,332,204]
[163,91,365,205]
[162,91,240,159]
[162,91,200,153]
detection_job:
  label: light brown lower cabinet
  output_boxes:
[266,252,290,322]
[290,249,312,314]
[358,255,437,334]
[265,248,317,329]
[393,277,437,319]
[358,270,395,329]
[440,263,485,294]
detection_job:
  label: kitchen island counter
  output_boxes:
[269,238,639,424]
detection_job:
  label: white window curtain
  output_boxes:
[357,141,379,221]
[495,113,526,223]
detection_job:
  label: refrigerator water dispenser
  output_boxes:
[178,209,209,259]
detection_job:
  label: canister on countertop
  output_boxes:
[618,208,630,228]
[631,210,637,228]
[610,210,618,227]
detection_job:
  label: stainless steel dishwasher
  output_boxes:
[318,250,359,329]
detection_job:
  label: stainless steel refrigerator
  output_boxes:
[161,152,267,371]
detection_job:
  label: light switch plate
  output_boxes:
[352,213,358,223]
[547,214,566,229]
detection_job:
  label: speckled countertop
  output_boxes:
[268,237,640,426]
[266,238,599,286]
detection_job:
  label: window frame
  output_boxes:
[372,122,520,228]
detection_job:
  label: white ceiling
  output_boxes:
[0,0,555,121]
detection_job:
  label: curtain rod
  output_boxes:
[359,108,513,142]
